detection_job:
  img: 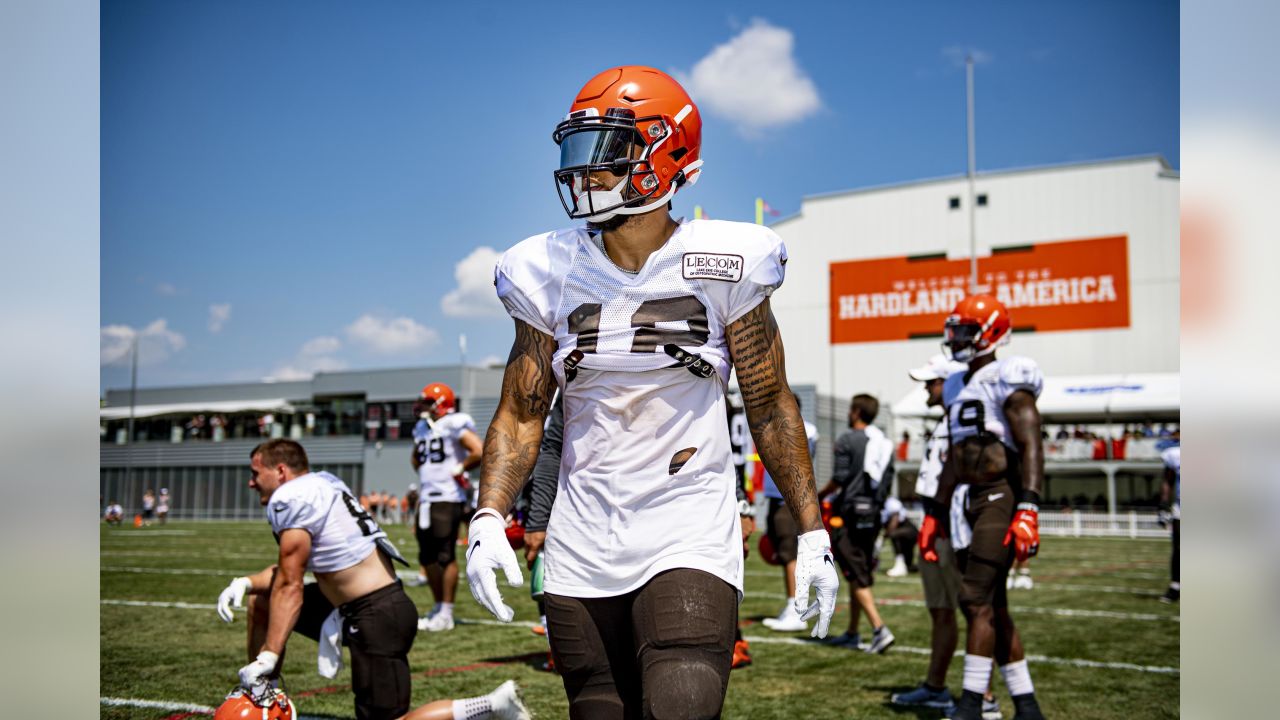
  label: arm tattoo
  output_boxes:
[728,300,822,533]
[477,320,557,514]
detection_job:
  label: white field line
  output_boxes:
[101,600,1176,676]
[101,530,198,536]
[750,591,1178,622]
[739,635,1179,675]
[871,576,1162,596]
[100,696,336,719]
[101,550,276,560]
[100,566,443,585]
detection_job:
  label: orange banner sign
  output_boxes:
[829,235,1130,344]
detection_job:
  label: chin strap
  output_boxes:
[581,159,705,223]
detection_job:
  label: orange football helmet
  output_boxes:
[943,294,1012,362]
[417,382,457,419]
[553,66,703,222]
[214,686,295,720]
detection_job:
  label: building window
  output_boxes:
[948,196,960,210]
[977,193,988,206]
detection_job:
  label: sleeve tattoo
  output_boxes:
[477,319,557,515]
[728,300,822,533]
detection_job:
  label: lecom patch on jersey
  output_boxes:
[682,252,744,282]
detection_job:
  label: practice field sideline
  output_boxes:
[101,523,1179,719]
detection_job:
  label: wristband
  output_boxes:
[737,500,753,516]
[471,507,504,525]
[1016,501,1039,513]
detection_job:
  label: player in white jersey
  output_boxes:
[215,439,528,720]
[922,295,1046,720]
[410,382,483,632]
[1159,433,1180,603]
[463,66,839,718]
[894,354,1003,718]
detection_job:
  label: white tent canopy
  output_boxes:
[891,372,1180,423]
[99,398,296,421]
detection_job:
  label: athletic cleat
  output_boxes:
[1013,573,1034,590]
[982,696,1002,719]
[1159,587,1179,603]
[541,650,556,673]
[944,690,985,720]
[489,680,532,720]
[890,683,954,708]
[530,624,547,636]
[731,639,753,669]
[866,625,896,654]
[1011,692,1046,720]
[406,575,429,587]
[886,555,909,578]
[418,612,454,632]
[819,631,862,649]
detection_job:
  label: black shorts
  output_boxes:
[545,568,737,719]
[414,501,463,568]
[765,498,798,564]
[955,481,1016,610]
[292,581,418,720]
[833,523,880,588]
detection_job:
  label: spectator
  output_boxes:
[104,501,124,526]
[1055,426,1070,440]
[157,488,171,525]
[141,489,156,526]
[896,431,910,462]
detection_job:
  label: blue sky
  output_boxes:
[101,0,1178,393]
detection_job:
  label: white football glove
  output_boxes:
[217,576,253,623]
[793,529,840,639]
[238,650,279,689]
[465,510,523,622]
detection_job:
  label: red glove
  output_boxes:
[1003,503,1040,561]
[918,513,943,563]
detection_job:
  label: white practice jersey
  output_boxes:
[495,218,787,598]
[763,420,818,500]
[914,416,951,499]
[413,413,477,504]
[267,471,396,574]
[944,357,1044,450]
[1161,445,1181,518]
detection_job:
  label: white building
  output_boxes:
[766,155,1179,516]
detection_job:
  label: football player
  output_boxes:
[761,397,820,633]
[1159,431,1180,603]
[218,439,528,720]
[892,355,1001,718]
[410,383,483,632]
[924,295,1047,720]
[465,66,839,718]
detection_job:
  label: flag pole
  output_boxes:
[755,197,764,225]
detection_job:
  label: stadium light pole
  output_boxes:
[966,54,979,294]
[124,333,138,506]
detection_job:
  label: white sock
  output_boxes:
[784,597,795,614]
[963,654,993,694]
[440,602,454,617]
[451,695,492,720]
[1018,568,1031,576]
[1000,659,1035,696]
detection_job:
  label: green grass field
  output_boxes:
[101,522,1179,719]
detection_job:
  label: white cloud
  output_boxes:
[208,303,232,333]
[677,19,821,134]
[155,282,178,296]
[441,246,505,318]
[300,335,342,356]
[100,319,186,366]
[345,314,439,354]
[942,45,994,69]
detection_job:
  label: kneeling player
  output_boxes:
[926,296,1046,720]
[217,439,527,720]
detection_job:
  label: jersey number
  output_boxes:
[416,437,446,464]
[341,493,376,536]
[955,400,987,436]
[569,295,710,354]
